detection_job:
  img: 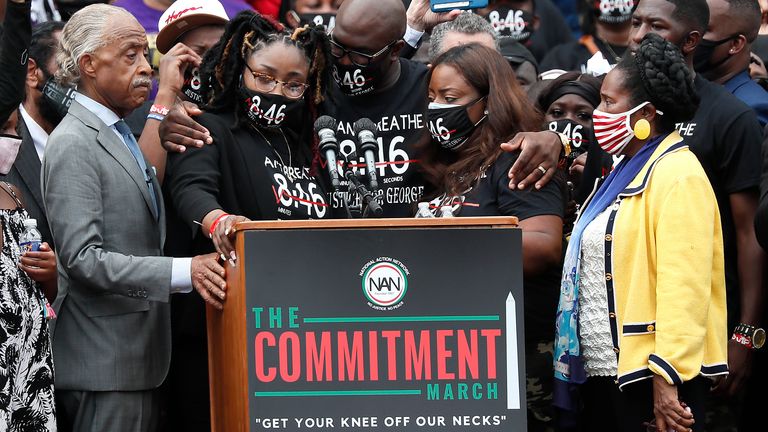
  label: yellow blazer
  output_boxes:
[581,132,729,389]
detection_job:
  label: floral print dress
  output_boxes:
[0,184,55,431]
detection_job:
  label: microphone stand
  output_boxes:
[332,161,354,220]
[340,155,382,218]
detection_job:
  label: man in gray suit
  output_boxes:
[41,4,228,431]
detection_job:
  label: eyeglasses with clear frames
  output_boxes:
[244,64,309,99]
[328,33,399,67]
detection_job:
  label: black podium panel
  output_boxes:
[244,227,526,431]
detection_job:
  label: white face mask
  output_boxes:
[0,134,22,175]
[428,102,460,110]
[592,101,662,155]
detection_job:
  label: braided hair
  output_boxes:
[616,33,699,133]
[198,10,333,166]
[200,10,331,114]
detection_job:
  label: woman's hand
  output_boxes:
[20,242,56,283]
[568,152,587,182]
[652,375,694,432]
[211,214,250,265]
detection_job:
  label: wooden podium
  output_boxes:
[207,217,525,432]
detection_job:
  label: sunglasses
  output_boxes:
[328,33,398,67]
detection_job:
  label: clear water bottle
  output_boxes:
[415,202,435,218]
[19,218,42,253]
[439,205,455,218]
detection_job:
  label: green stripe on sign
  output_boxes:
[254,390,422,397]
[303,315,499,323]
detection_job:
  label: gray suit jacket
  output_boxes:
[0,118,53,247]
[42,100,174,391]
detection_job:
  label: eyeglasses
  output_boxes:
[329,34,398,67]
[244,64,309,99]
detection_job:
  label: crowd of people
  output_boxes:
[0,0,766,431]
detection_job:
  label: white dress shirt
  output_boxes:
[74,92,193,293]
[18,104,48,161]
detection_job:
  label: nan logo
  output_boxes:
[360,257,409,310]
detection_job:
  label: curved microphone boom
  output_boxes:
[353,118,379,191]
[314,115,341,190]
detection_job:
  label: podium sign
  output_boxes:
[228,219,526,431]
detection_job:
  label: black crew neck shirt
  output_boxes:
[167,111,333,249]
[426,152,566,345]
[676,75,763,329]
[321,58,430,218]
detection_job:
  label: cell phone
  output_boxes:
[430,0,489,13]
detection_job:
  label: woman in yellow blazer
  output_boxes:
[553,33,728,432]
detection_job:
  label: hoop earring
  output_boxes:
[634,118,651,140]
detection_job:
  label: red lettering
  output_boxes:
[305,332,331,382]
[458,329,479,380]
[164,6,204,24]
[255,332,276,382]
[338,331,364,381]
[381,330,400,380]
[482,329,502,379]
[404,330,431,380]
[368,330,379,381]
[278,332,301,382]
[437,330,455,379]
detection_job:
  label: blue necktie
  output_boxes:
[114,120,159,219]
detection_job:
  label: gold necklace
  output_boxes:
[250,125,292,167]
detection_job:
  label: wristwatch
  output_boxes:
[550,131,572,160]
[731,323,766,350]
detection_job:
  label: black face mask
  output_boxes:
[427,98,487,151]
[298,13,336,32]
[332,56,387,97]
[181,66,205,105]
[592,0,636,24]
[485,7,535,45]
[547,119,594,169]
[39,77,75,125]
[693,35,738,73]
[238,82,305,130]
[547,119,594,153]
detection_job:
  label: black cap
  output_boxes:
[499,37,539,74]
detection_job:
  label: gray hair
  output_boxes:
[429,12,499,63]
[56,4,137,87]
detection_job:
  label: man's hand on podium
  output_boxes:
[191,252,227,310]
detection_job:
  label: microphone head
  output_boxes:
[314,115,337,133]
[353,118,378,137]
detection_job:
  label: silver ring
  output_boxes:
[537,165,547,175]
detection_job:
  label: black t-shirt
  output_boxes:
[426,152,566,346]
[677,75,763,329]
[540,37,626,73]
[321,58,430,218]
[166,111,332,254]
[165,111,334,353]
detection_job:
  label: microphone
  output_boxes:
[314,115,341,190]
[353,118,379,191]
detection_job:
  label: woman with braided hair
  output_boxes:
[163,14,333,427]
[553,33,728,431]
[167,10,334,262]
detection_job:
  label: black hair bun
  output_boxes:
[635,33,699,126]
